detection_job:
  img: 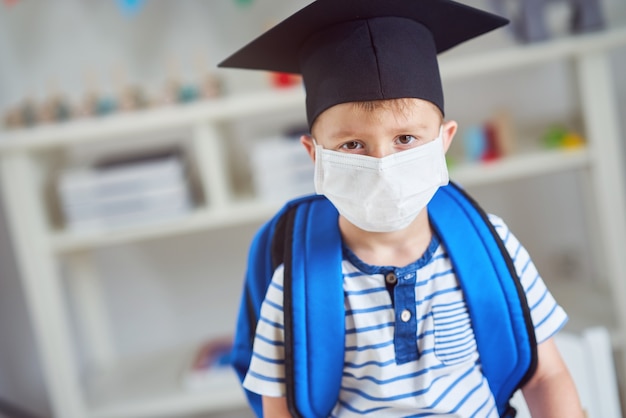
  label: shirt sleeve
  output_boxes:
[242,264,287,397]
[488,214,568,344]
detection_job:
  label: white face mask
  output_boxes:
[313,128,449,232]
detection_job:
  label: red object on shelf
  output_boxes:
[271,72,301,88]
[481,122,501,162]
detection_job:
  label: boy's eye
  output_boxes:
[339,141,363,150]
[396,135,417,145]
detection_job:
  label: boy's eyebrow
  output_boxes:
[326,129,361,140]
[324,123,433,141]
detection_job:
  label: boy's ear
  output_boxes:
[442,120,458,153]
[300,134,316,162]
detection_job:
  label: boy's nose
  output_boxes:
[368,144,391,159]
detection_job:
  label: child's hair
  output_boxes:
[311,98,444,135]
[352,97,443,119]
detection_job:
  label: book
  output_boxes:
[249,136,314,201]
[57,148,194,231]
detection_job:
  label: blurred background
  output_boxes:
[0,0,625,417]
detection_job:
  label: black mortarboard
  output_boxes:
[219,0,508,128]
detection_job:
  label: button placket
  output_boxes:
[393,269,418,364]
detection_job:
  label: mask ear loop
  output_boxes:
[311,137,325,195]
[311,137,324,163]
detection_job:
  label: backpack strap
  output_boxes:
[428,182,537,416]
[282,197,344,417]
[230,195,323,417]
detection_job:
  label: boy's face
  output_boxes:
[301,98,457,160]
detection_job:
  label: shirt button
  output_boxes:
[401,309,411,322]
[385,272,397,285]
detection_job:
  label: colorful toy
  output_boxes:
[160,57,194,105]
[117,0,145,17]
[462,110,516,163]
[39,95,71,123]
[192,52,222,100]
[38,81,71,123]
[113,66,147,112]
[542,124,585,149]
[118,85,147,111]
[463,125,488,162]
[4,54,225,131]
[270,72,302,89]
[199,73,222,99]
[95,96,117,116]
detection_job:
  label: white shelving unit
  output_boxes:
[1,27,625,418]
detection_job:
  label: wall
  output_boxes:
[0,0,625,416]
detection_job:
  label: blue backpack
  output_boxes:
[231,182,537,417]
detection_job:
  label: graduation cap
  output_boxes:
[219,0,508,128]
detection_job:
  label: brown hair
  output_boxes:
[351,98,443,124]
[311,98,444,135]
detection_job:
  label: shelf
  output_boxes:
[0,87,306,153]
[49,147,589,254]
[85,345,246,418]
[450,147,589,187]
[51,200,282,254]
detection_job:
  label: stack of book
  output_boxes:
[249,135,314,202]
[58,149,193,232]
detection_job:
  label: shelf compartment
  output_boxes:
[85,345,246,418]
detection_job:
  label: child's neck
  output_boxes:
[339,210,433,268]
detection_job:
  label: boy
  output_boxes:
[219,0,584,416]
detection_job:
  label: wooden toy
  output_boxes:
[3,106,22,130]
[20,98,38,127]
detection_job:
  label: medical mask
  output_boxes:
[313,129,449,232]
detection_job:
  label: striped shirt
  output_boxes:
[243,214,568,417]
